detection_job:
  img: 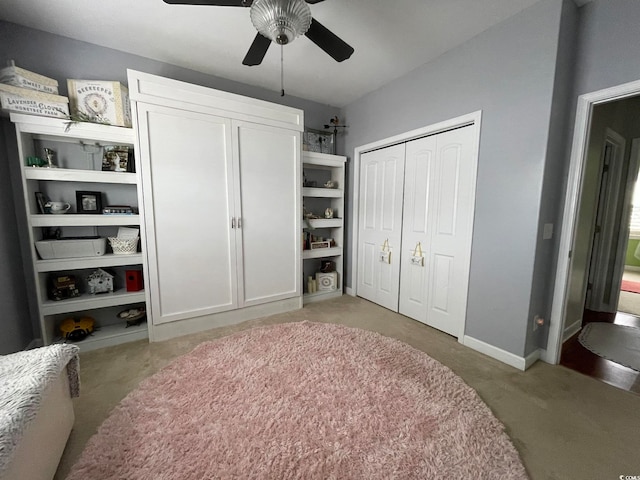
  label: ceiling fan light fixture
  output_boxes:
[250,0,312,45]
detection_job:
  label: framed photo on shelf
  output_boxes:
[34,192,47,214]
[303,128,334,154]
[102,145,134,172]
[76,191,103,214]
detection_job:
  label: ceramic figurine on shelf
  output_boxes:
[43,147,58,168]
[325,207,334,219]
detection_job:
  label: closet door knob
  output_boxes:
[231,217,236,229]
[237,218,242,228]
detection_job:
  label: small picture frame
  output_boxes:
[76,191,103,214]
[35,192,47,214]
[102,145,134,172]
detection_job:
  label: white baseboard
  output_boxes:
[346,287,355,296]
[462,335,537,371]
[150,297,302,342]
[540,318,582,364]
[563,318,582,342]
[524,348,541,370]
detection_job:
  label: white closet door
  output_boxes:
[398,135,436,321]
[356,143,406,311]
[234,121,301,306]
[400,126,476,338]
[137,104,238,324]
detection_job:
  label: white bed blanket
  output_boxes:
[0,344,80,473]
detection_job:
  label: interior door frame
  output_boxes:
[545,79,640,364]
[586,128,626,312]
[349,110,482,343]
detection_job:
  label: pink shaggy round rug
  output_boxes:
[67,322,528,479]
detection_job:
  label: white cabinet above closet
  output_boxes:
[128,70,303,341]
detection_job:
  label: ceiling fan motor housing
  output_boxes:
[250,0,312,45]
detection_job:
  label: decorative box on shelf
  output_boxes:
[303,128,334,154]
[316,271,338,291]
[310,240,331,250]
[0,61,59,94]
[87,268,114,295]
[0,83,69,118]
[67,79,132,127]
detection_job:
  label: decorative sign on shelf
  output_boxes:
[303,128,334,154]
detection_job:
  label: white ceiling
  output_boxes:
[0,0,592,107]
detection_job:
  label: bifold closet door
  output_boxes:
[356,143,406,311]
[136,104,238,325]
[399,126,476,337]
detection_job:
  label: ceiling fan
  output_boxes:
[162,0,354,66]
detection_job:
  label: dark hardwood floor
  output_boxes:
[560,310,640,394]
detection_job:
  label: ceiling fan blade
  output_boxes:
[243,33,272,66]
[305,18,354,62]
[305,0,326,3]
[162,0,250,6]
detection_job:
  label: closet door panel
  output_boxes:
[235,121,300,306]
[399,136,436,321]
[137,104,237,324]
[426,126,476,337]
[361,242,377,289]
[357,144,405,311]
[431,253,453,312]
[436,145,461,235]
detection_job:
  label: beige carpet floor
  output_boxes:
[55,296,640,479]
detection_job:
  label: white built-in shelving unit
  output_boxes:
[302,151,346,303]
[9,113,147,351]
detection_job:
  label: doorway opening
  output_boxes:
[548,83,640,393]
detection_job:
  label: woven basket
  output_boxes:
[108,236,139,255]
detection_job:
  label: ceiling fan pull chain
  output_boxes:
[280,44,285,97]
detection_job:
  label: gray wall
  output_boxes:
[573,0,640,98]
[0,20,338,354]
[340,0,565,357]
[526,0,579,353]
[544,0,640,349]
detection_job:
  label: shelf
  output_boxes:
[58,322,148,352]
[303,187,343,198]
[12,112,148,350]
[303,151,347,168]
[304,218,343,229]
[303,289,343,304]
[36,253,144,272]
[25,167,137,184]
[303,247,343,259]
[31,214,141,227]
[10,113,134,144]
[41,290,146,315]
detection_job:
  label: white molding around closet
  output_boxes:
[350,110,482,343]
